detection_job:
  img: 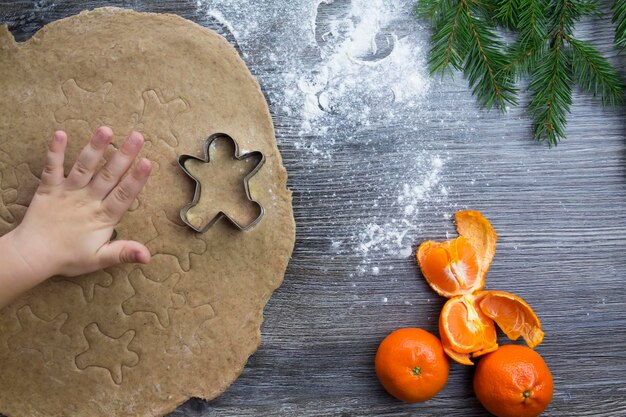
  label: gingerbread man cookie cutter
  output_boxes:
[178,133,265,233]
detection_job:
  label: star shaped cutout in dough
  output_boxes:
[122,269,185,328]
[133,89,188,148]
[75,323,139,385]
[165,302,215,355]
[8,306,71,361]
[145,211,206,271]
[54,79,116,128]
[179,134,265,232]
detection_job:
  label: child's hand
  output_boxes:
[6,127,152,281]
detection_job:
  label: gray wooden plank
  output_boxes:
[1,0,626,416]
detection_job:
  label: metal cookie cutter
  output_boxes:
[178,133,265,232]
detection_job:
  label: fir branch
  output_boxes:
[503,40,544,80]
[415,0,445,20]
[566,0,601,20]
[518,0,547,43]
[568,37,624,107]
[459,1,518,110]
[614,0,626,48]
[496,0,521,28]
[527,0,621,145]
[416,0,624,146]
[502,0,547,79]
[528,38,572,146]
[528,0,573,146]
[425,0,467,74]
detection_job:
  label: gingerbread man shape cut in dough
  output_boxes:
[179,134,264,232]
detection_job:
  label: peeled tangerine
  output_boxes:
[417,211,544,365]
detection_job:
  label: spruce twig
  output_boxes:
[568,37,624,107]
[528,0,620,145]
[527,0,572,146]
[528,30,571,145]
[416,0,625,146]
[496,0,521,28]
[459,0,518,110]
[614,0,626,48]
[417,0,517,110]
[503,0,547,80]
[417,0,466,74]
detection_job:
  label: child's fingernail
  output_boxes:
[53,131,65,143]
[95,126,112,142]
[138,158,152,172]
[135,249,149,264]
[128,132,143,147]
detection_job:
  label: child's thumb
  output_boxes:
[97,240,151,268]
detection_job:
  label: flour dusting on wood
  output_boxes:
[195,0,471,272]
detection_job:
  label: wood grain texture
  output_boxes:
[1,1,625,416]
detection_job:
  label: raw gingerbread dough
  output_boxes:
[0,7,295,417]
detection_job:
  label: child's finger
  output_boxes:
[89,131,144,199]
[96,240,151,269]
[65,126,113,190]
[101,158,152,222]
[40,131,67,187]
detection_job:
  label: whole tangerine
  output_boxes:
[375,328,449,402]
[474,345,554,417]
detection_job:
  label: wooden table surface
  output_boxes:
[2,1,625,416]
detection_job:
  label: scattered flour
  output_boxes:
[194,0,462,274]
[204,9,237,39]
[355,155,447,260]
[296,0,430,136]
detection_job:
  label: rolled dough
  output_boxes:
[0,7,295,417]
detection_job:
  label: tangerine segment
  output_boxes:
[439,315,474,365]
[477,291,545,348]
[417,236,483,298]
[440,294,498,354]
[455,210,497,279]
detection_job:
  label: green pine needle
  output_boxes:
[568,37,624,107]
[496,0,521,28]
[416,0,625,146]
[423,0,466,74]
[529,38,572,146]
[459,1,518,110]
[503,0,547,80]
[414,0,446,20]
[419,0,517,110]
[614,0,626,48]
[518,0,547,43]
